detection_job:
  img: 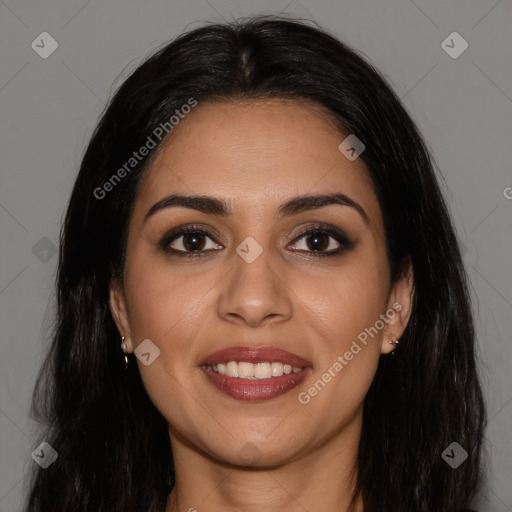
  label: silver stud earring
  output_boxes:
[121,336,129,370]
[389,338,399,355]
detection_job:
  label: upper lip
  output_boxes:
[199,346,312,368]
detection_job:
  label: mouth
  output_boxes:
[199,346,312,401]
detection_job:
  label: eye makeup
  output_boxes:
[157,222,356,259]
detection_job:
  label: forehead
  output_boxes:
[133,99,379,222]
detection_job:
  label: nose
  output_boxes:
[217,243,293,328]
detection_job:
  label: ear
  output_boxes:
[109,276,134,353]
[380,256,414,355]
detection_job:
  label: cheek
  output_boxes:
[123,232,388,384]
[295,256,388,412]
[124,236,390,364]
[303,258,389,343]
[123,248,210,342]
[297,272,385,424]
[122,256,215,435]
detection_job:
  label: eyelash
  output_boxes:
[158,223,354,259]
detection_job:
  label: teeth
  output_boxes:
[209,361,304,379]
[255,362,271,379]
[225,361,239,378]
[271,362,284,377]
[238,362,254,378]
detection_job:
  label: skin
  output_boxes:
[109,99,414,512]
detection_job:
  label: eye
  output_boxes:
[159,223,354,259]
[288,225,353,257]
[159,225,223,257]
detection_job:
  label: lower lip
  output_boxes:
[200,366,311,401]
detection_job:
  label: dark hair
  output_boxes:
[25,15,486,512]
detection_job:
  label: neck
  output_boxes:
[165,415,364,512]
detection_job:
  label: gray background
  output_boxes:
[0,0,511,510]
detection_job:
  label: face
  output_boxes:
[110,99,413,467]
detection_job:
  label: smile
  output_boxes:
[199,346,312,401]
[207,361,303,379]
[201,365,311,401]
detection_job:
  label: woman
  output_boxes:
[25,16,485,512]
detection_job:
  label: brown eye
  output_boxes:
[288,225,354,257]
[292,231,341,253]
[304,232,335,252]
[180,233,207,252]
[159,226,223,257]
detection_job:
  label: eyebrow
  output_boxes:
[144,192,369,224]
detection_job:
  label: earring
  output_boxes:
[389,338,399,355]
[121,336,129,371]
